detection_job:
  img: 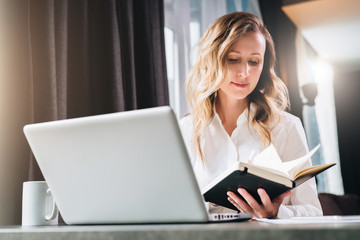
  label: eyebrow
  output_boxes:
[229,50,262,56]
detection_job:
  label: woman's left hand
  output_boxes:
[227,188,290,218]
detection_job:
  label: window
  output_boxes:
[164,0,262,118]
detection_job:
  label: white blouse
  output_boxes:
[179,104,323,218]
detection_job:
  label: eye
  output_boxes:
[228,58,239,63]
[249,60,260,66]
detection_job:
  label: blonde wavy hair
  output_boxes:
[185,12,289,162]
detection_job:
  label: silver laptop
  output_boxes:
[23,106,251,224]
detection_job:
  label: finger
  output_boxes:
[227,191,252,213]
[238,188,262,212]
[228,197,244,212]
[280,191,291,198]
[257,188,271,207]
[273,191,291,205]
[209,202,219,207]
[257,188,281,218]
[227,192,242,211]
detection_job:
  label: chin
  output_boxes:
[229,92,251,101]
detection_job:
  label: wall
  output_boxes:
[0,1,32,225]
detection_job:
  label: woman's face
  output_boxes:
[218,31,266,104]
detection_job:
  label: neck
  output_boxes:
[215,92,248,136]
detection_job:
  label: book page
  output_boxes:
[251,144,320,180]
[251,144,288,176]
[294,163,335,179]
[255,215,360,224]
[287,144,320,179]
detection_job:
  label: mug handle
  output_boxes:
[45,188,58,221]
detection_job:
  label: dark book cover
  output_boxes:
[202,168,291,211]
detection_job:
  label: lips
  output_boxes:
[231,82,248,88]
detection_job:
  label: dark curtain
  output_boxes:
[1,0,169,181]
[258,0,303,120]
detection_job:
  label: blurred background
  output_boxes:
[0,0,359,225]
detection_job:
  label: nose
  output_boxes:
[236,62,249,77]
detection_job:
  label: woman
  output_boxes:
[179,12,322,218]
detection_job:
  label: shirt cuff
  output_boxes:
[277,204,294,219]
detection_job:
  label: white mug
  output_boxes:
[22,181,58,226]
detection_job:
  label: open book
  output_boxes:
[202,144,335,211]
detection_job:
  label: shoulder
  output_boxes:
[274,110,306,139]
[178,114,193,141]
[278,111,303,129]
[272,111,309,161]
[178,114,192,130]
[178,114,195,161]
[249,103,301,129]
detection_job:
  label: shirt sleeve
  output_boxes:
[274,114,323,218]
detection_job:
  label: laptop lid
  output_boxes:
[23,106,209,224]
